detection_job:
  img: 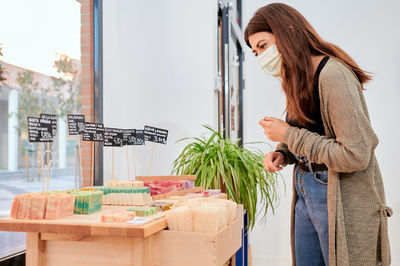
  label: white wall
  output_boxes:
[102,0,218,180]
[242,1,400,265]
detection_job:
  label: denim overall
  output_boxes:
[294,155,329,266]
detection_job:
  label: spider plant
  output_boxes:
[172,125,283,229]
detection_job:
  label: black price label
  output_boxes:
[40,114,57,136]
[83,122,104,142]
[27,117,54,143]
[134,129,145,145]
[144,126,168,144]
[67,114,86,135]
[135,129,146,145]
[104,128,123,147]
[123,129,145,145]
[123,129,135,145]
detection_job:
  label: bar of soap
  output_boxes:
[90,186,152,206]
[206,198,237,224]
[225,200,237,223]
[106,180,145,187]
[152,201,173,211]
[165,210,178,230]
[204,189,221,197]
[192,205,220,233]
[29,193,48,219]
[67,189,103,214]
[45,193,76,220]
[144,180,186,196]
[175,206,193,231]
[126,206,157,217]
[165,206,192,231]
[101,210,136,223]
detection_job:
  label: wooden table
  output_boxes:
[0,205,243,266]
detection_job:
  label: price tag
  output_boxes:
[83,122,104,142]
[134,129,145,145]
[104,128,124,147]
[40,114,57,136]
[125,217,152,225]
[27,117,54,142]
[144,126,168,144]
[67,114,86,135]
[123,129,145,145]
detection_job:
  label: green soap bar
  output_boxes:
[88,186,150,195]
[126,206,157,217]
[67,190,103,214]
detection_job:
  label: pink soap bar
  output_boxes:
[144,180,186,196]
[45,193,76,220]
[10,195,22,219]
[101,210,136,223]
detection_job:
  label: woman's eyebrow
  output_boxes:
[256,39,267,48]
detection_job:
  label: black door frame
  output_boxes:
[219,0,244,146]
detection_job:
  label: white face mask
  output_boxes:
[256,44,282,77]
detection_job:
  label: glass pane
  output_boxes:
[0,0,81,259]
[229,36,241,143]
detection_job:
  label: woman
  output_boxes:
[244,3,392,266]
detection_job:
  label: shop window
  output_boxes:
[0,0,82,259]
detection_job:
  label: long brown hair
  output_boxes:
[244,3,372,126]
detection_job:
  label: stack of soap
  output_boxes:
[107,180,144,187]
[11,192,46,219]
[91,186,152,206]
[126,206,157,217]
[165,198,237,233]
[144,180,186,196]
[10,192,76,220]
[67,189,103,214]
[101,210,136,223]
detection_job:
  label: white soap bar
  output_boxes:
[193,205,220,233]
[165,210,178,230]
[175,207,193,232]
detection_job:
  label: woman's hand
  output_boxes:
[259,117,290,142]
[263,152,284,172]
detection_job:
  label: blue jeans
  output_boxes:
[294,166,329,266]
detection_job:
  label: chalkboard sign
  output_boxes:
[135,129,146,145]
[123,129,145,145]
[40,114,57,136]
[83,122,104,142]
[144,126,168,144]
[67,114,86,135]
[27,117,54,143]
[104,128,123,147]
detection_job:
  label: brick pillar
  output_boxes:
[80,0,94,187]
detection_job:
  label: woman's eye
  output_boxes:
[260,43,267,49]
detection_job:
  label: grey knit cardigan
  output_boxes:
[276,58,392,266]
